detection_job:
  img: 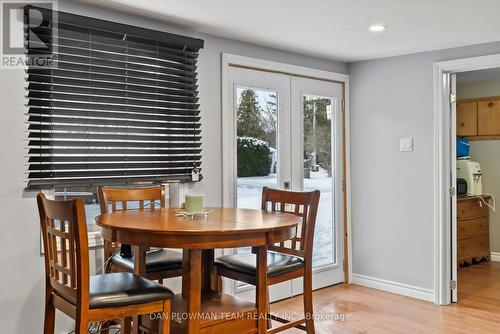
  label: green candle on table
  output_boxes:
[185,194,204,213]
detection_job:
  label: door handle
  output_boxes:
[284,181,290,189]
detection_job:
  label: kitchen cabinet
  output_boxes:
[478,99,500,135]
[457,101,477,136]
[457,196,490,266]
[457,97,500,139]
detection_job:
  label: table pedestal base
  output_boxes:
[139,292,258,334]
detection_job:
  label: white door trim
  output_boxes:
[434,53,500,305]
[221,53,352,283]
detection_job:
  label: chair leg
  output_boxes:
[266,287,272,329]
[75,316,88,334]
[161,300,171,334]
[213,268,222,292]
[43,294,55,334]
[103,241,114,274]
[101,256,117,334]
[303,272,315,334]
[132,315,139,334]
[217,273,222,292]
[120,317,132,334]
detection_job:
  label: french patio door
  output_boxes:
[227,66,345,302]
[290,76,345,294]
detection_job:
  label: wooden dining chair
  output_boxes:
[214,187,320,334]
[98,186,183,281]
[37,193,173,334]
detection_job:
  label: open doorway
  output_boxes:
[435,54,500,306]
[452,68,500,304]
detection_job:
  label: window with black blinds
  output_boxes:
[24,6,204,190]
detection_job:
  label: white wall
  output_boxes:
[0,1,347,333]
[348,42,500,299]
[458,79,500,99]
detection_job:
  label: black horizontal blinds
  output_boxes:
[25,6,204,190]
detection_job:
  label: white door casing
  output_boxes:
[434,53,500,305]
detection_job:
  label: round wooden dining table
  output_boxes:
[96,207,301,334]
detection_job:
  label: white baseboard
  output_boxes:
[351,274,435,303]
[491,252,500,262]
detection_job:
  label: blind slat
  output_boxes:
[27,101,200,116]
[26,68,198,90]
[27,92,199,110]
[27,82,199,101]
[28,116,201,130]
[27,74,199,95]
[29,169,197,180]
[30,45,198,69]
[28,148,202,155]
[28,155,200,162]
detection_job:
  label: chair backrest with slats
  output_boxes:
[261,187,320,264]
[98,186,166,258]
[98,186,165,214]
[37,193,89,307]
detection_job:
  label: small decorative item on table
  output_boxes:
[178,194,210,218]
[186,194,204,213]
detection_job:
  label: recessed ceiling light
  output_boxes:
[369,24,387,32]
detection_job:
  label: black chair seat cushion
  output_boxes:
[111,249,182,274]
[214,251,304,278]
[89,272,173,309]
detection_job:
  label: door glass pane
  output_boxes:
[303,95,336,268]
[236,87,279,210]
[235,87,279,289]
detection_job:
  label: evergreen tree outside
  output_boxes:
[236,88,277,177]
[236,89,278,149]
[237,89,266,140]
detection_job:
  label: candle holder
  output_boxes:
[185,194,204,213]
[175,194,211,218]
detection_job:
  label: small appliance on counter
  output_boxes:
[457,178,468,196]
[457,158,483,196]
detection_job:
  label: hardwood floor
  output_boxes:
[271,262,500,333]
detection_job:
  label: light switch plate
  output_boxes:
[400,137,413,152]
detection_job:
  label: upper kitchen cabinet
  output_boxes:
[457,97,500,139]
[478,99,500,136]
[457,101,477,136]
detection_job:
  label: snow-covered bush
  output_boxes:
[237,136,272,177]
